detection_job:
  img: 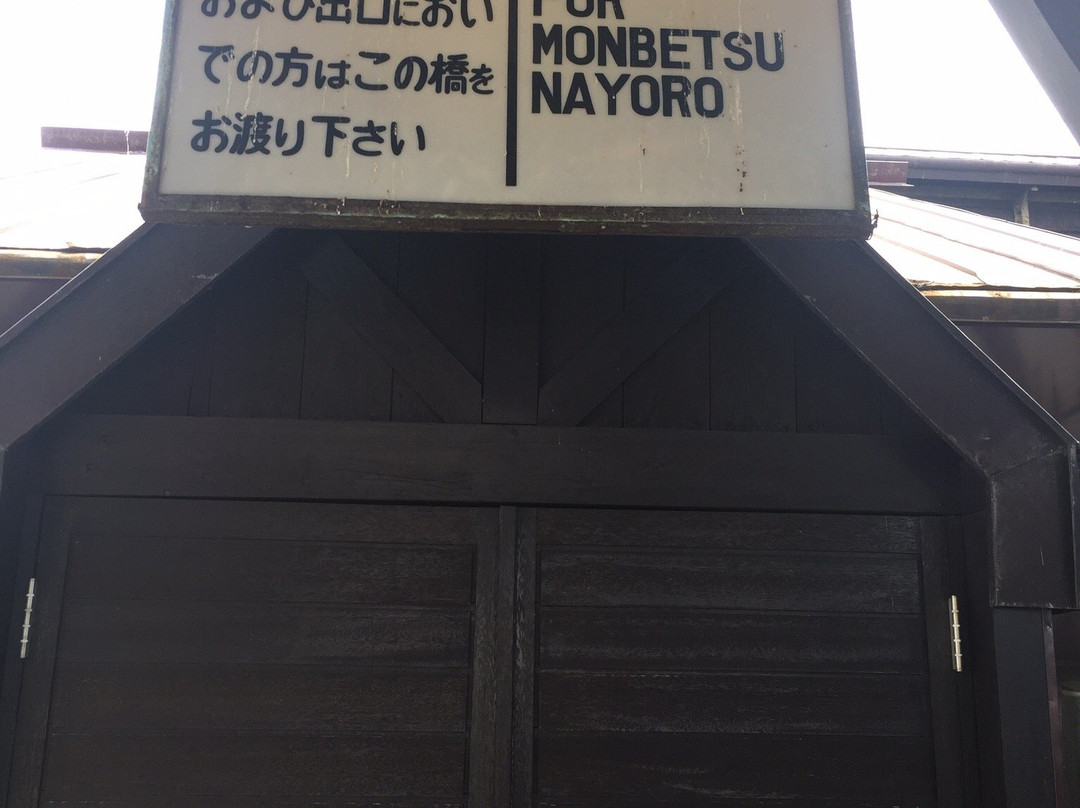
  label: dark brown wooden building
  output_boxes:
[0,224,1076,807]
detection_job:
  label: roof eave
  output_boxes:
[0,223,273,453]
[748,236,1080,608]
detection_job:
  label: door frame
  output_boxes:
[1,413,976,805]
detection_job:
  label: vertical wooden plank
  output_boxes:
[990,452,1074,608]
[1054,610,1080,678]
[492,507,517,808]
[392,378,444,424]
[539,249,726,429]
[298,236,481,425]
[468,510,498,808]
[339,231,402,287]
[623,308,711,430]
[6,498,76,808]
[208,248,309,419]
[795,306,884,435]
[947,516,984,808]
[468,508,515,808]
[337,232,402,420]
[394,234,487,425]
[624,234,712,430]
[539,237,625,428]
[483,238,542,426]
[182,293,216,417]
[994,608,1065,808]
[300,286,393,422]
[962,511,1007,808]
[1046,613,1070,808]
[0,445,43,803]
[397,234,487,381]
[919,518,966,808]
[623,236,681,296]
[512,509,537,808]
[72,292,216,418]
[711,271,798,432]
[331,232,402,421]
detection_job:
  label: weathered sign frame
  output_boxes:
[141,0,872,238]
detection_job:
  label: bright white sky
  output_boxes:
[851,0,1079,155]
[0,0,1076,163]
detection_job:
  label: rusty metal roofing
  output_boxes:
[868,188,1080,292]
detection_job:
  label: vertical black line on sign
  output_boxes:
[505,0,519,186]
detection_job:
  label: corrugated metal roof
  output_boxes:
[868,188,1080,291]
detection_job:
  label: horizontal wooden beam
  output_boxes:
[42,415,961,514]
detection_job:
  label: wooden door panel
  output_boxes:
[65,534,476,605]
[541,671,931,736]
[537,733,937,805]
[540,609,927,674]
[50,664,469,733]
[530,508,950,808]
[11,499,965,807]
[41,732,467,802]
[535,508,922,552]
[541,547,921,612]
[12,498,500,808]
[55,601,470,666]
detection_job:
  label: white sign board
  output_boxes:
[142,0,870,236]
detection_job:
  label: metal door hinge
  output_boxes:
[19,578,35,660]
[949,595,962,673]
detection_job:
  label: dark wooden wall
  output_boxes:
[960,322,1080,439]
[0,278,67,336]
[0,228,1005,807]
[70,229,936,442]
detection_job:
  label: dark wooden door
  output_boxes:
[518,509,965,808]
[8,500,965,807]
[9,498,509,808]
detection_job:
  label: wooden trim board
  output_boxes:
[41,415,961,514]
